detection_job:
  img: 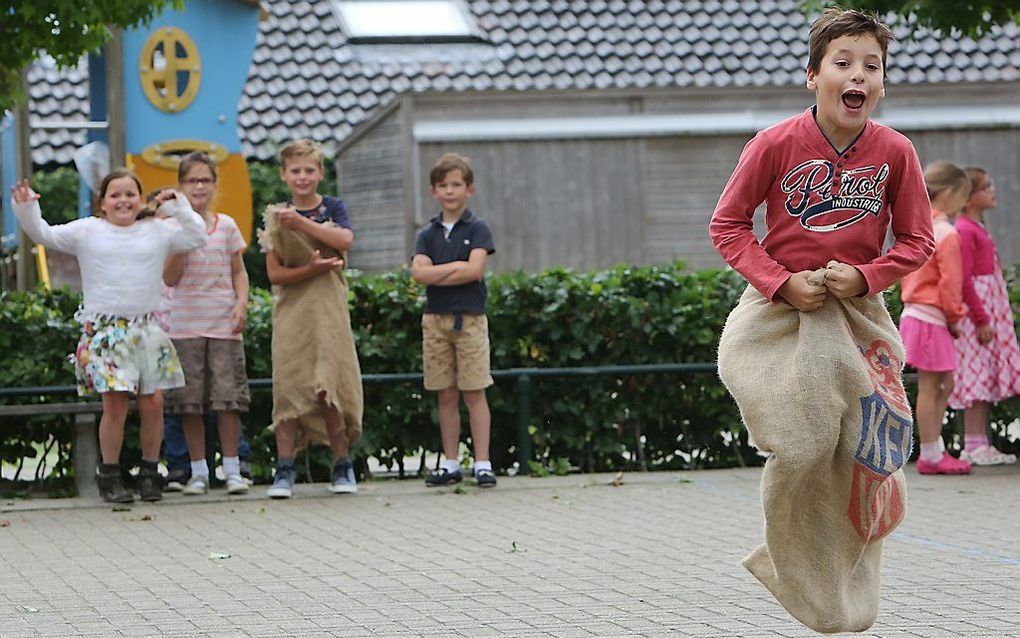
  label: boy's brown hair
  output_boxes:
[280,138,325,170]
[807,8,894,78]
[429,153,474,187]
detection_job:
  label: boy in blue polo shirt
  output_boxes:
[411,153,497,488]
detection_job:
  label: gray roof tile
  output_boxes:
[25,0,1020,163]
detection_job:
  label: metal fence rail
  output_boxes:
[0,363,721,477]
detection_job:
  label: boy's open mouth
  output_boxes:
[842,90,866,110]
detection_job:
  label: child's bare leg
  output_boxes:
[217,411,241,458]
[136,393,164,461]
[437,387,462,461]
[99,392,130,464]
[963,400,990,439]
[182,414,207,464]
[462,389,491,462]
[323,405,349,462]
[275,419,298,461]
[916,371,952,445]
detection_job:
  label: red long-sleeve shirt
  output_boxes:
[710,108,934,300]
[955,215,997,327]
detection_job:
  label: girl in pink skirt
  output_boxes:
[900,162,972,474]
[949,168,1020,465]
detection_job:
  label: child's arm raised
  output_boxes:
[158,190,208,253]
[266,249,343,286]
[10,179,84,254]
[277,207,354,252]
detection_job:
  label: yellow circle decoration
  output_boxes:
[139,139,229,170]
[139,27,201,113]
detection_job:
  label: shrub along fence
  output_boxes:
[2,262,1018,488]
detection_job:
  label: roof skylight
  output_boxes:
[332,1,480,44]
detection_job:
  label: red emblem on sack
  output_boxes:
[861,339,910,416]
[848,462,905,541]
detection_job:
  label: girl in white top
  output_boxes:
[11,170,207,504]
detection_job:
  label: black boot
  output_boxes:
[97,464,134,504]
[137,461,164,502]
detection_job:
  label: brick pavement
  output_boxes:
[1,465,1018,637]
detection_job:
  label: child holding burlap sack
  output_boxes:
[260,140,363,499]
[709,9,934,633]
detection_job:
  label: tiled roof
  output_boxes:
[25,0,1020,163]
[26,59,91,166]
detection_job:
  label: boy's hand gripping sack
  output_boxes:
[718,266,910,633]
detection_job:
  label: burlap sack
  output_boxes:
[258,204,363,449]
[718,268,911,633]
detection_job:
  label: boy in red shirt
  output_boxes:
[710,9,934,633]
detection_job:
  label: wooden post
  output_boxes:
[14,66,35,291]
[105,29,126,170]
[74,412,100,498]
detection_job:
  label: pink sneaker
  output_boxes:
[960,445,1018,466]
[916,452,972,475]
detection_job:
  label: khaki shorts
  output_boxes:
[422,313,493,391]
[166,337,250,414]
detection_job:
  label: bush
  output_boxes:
[32,166,82,224]
[3,264,1019,488]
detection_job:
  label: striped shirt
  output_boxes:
[169,213,247,340]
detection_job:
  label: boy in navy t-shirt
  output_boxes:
[411,153,497,488]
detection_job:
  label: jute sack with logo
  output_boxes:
[258,204,363,450]
[717,270,911,633]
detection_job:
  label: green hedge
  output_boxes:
[2,263,1019,487]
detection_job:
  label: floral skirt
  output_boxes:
[72,310,185,396]
[949,272,1020,409]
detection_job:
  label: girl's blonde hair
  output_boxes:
[94,169,144,219]
[280,138,325,170]
[923,161,970,205]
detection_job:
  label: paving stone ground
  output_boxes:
[1,464,1018,637]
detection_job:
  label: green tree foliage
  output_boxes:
[0,0,183,112]
[803,1,1020,37]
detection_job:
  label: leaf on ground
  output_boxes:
[453,485,467,494]
[208,552,231,560]
[610,471,625,487]
[507,540,527,553]
[22,606,38,613]
[0,520,10,527]
[111,506,131,512]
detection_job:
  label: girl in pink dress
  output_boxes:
[949,167,1020,465]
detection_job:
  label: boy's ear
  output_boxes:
[805,68,817,90]
[467,184,476,196]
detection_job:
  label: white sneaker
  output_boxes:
[182,475,209,495]
[960,445,1018,466]
[225,474,249,494]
